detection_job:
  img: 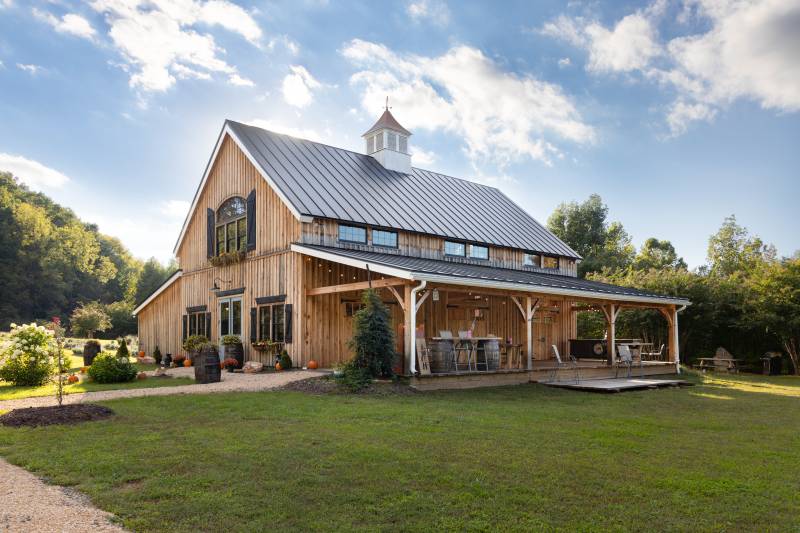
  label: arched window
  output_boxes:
[216,196,247,255]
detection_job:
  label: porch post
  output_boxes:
[526,296,533,370]
[672,306,681,373]
[607,304,617,366]
[404,283,413,375]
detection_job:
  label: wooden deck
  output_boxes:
[409,360,678,390]
[544,377,690,393]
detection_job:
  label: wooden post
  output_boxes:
[403,283,413,375]
[602,304,618,366]
[526,296,533,370]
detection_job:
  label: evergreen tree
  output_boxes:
[348,288,396,378]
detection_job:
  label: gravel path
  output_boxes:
[0,458,127,532]
[0,369,325,411]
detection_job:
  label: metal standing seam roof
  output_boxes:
[226,120,581,259]
[293,244,691,305]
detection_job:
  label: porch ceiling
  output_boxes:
[291,244,691,307]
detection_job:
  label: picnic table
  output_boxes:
[693,357,743,373]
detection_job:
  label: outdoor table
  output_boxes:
[431,336,501,371]
[694,357,743,373]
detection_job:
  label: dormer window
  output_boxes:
[216,196,247,255]
[338,224,367,244]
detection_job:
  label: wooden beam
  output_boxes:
[403,284,413,374]
[415,290,430,313]
[306,277,407,296]
[386,285,405,312]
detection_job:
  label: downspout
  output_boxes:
[409,280,427,375]
[675,305,687,374]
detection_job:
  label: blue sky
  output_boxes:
[0,0,798,267]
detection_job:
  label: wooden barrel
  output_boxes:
[225,342,244,368]
[428,339,454,373]
[194,344,221,384]
[481,339,500,370]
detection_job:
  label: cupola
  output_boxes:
[362,104,412,174]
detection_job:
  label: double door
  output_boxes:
[218,297,242,338]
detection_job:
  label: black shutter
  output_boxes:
[250,307,257,342]
[205,312,212,339]
[182,315,188,343]
[284,304,293,344]
[246,189,256,252]
[206,208,215,258]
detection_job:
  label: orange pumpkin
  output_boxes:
[80,366,88,374]
[137,372,148,380]
[183,359,192,367]
[275,362,283,371]
[67,374,79,384]
[307,360,318,370]
[138,351,145,358]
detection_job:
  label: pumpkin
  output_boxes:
[67,374,79,384]
[307,360,318,370]
[80,366,88,374]
[137,372,148,380]
[138,351,145,358]
[275,362,282,371]
[183,359,192,367]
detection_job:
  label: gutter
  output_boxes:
[409,280,427,375]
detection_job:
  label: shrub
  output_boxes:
[183,335,208,353]
[279,350,293,370]
[152,346,163,365]
[115,338,130,359]
[221,335,241,346]
[0,323,55,386]
[336,360,373,392]
[87,353,137,384]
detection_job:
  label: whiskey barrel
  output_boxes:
[194,344,221,384]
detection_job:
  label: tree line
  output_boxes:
[0,172,175,338]
[547,194,799,374]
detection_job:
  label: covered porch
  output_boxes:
[293,244,688,389]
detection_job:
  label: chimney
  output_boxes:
[362,106,412,174]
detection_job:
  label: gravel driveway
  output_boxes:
[0,368,326,411]
[0,458,127,532]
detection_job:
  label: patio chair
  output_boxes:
[643,344,665,362]
[615,345,643,378]
[457,331,476,372]
[548,345,580,383]
[439,330,471,372]
[474,339,500,372]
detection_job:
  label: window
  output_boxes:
[444,241,465,256]
[542,256,559,269]
[187,311,206,336]
[372,229,398,248]
[219,298,241,336]
[399,135,408,154]
[523,253,540,267]
[387,132,398,151]
[366,135,375,153]
[375,132,384,150]
[216,197,247,255]
[258,303,285,342]
[338,224,367,243]
[468,244,489,260]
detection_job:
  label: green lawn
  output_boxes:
[0,372,798,532]
[0,376,195,401]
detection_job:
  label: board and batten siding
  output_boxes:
[137,278,182,358]
[300,218,578,277]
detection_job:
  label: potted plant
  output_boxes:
[182,335,208,364]
[221,334,244,368]
[221,357,239,372]
[172,354,186,368]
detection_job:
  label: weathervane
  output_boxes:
[385,95,391,111]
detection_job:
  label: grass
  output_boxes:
[0,376,195,401]
[0,371,798,532]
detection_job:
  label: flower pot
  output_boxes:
[224,342,244,368]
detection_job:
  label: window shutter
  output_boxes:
[206,208,215,258]
[205,312,212,339]
[250,307,257,343]
[182,315,188,343]
[246,189,256,252]
[284,304,293,344]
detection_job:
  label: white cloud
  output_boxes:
[16,63,44,75]
[665,99,717,137]
[228,73,254,87]
[407,0,450,25]
[83,210,180,263]
[558,57,571,68]
[267,35,300,55]
[0,0,12,8]
[541,12,661,73]
[90,0,261,92]
[281,65,321,108]
[33,9,97,41]
[410,146,436,166]
[0,153,70,190]
[159,200,190,219]
[541,0,800,135]
[341,39,594,166]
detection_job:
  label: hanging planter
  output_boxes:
[210,251,246,267]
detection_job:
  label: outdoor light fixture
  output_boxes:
[210,277,231,291]
[432,289,439,301]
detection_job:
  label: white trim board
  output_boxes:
[172,122,313,256]
[132,270,182,316]
[291,245,690,307]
